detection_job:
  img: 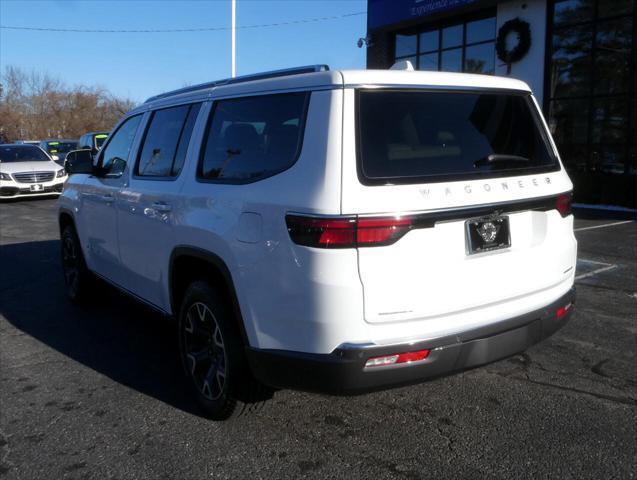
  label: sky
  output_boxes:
[0,0,367,102]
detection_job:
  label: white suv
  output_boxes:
[58,65,577,419]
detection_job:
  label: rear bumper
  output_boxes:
[246,288,575,394]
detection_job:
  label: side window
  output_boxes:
[99,114,143,177]
[198,92,309,183]
[136,103,201,178]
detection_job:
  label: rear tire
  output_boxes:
[60,224,93,303]
[177,281,270,420]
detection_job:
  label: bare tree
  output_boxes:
[0,66,136,142]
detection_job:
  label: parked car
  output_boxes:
[0,144,67,199]
[39,139,78,166]
[78,131,109,153]
[59,65,577,419]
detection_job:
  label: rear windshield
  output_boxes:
[357,90,559,185]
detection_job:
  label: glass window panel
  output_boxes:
[466,17,496,44]
[549,99,589,171]
[441,48,462,72]
[550,25,592,97]
[598,0,633,18]
[594,17,633,95]
[99,115,142,177]
[395,34,417,57]
[419,30,439,53]
[631,99,637,145]
[418,52,439,71]
[137,105,190,177]
[464,42,495,74]
[589,145,626,174]
[199,93,309,183]
[553,0,594,26]
[628,147,637,174]
[591,97,628,145]
[442,25,463,49]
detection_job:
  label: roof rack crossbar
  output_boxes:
[144,64,329,103]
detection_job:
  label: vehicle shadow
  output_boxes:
[0,239,204,417]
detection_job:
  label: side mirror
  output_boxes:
[65,149,94,175]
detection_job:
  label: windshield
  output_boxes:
[45,141,77,154]
[0,145,51,163]
[357,90,559,185]
[95,134,108,149]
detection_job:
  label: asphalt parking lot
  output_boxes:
[1,198,635,479]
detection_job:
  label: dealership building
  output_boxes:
[366,0,636,207]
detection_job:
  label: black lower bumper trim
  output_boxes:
[246,288,575,395]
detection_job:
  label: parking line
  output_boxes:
[574,220,634,232]
[575,264,617,281]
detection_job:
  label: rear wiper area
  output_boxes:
[474,154,530,168]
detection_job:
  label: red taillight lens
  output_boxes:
[357,217,413,246]
[365,349,430,368]
[556,302,573,318]
[286,215,414,248]
[556,192,572,217]
[286,215,356,248]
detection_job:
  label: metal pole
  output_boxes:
[231,0,236,78]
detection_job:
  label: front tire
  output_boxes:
[178,281,259,420]
[60,224,93,303]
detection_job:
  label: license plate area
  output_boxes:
[30,184,43,192]
[465,215,511,254]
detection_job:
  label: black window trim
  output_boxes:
[196,91,311,185]
[95,113,144,178]
[355,88,562,187]
[132,102,202,182]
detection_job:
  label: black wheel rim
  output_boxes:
[183,302,227,401]
[62,235,79,295]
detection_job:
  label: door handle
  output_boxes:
[151,202,172,213]
[99,194,114,203]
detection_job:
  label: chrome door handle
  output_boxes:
[100,194,114,203]
[152,202,172,213]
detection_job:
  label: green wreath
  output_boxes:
[496,18,531,64]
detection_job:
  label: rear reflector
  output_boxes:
[556,302,573,318]
[286,215,413,248]
[365,349,430,368]
[556,192,572,217]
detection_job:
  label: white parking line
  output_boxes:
[574,220,634,232]
[578,258,613,266]
[575,264,618,281]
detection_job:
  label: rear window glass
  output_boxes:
[198,92,309,183]
[357,90,559,185]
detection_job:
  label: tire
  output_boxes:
[60,224,93,303]
[177,281,270,420]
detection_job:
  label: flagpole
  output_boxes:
[231,0,236,78]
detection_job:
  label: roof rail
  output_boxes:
[144,64,329,103]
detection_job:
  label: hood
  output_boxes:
[0,160,59,174]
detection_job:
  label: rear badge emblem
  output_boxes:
[477,221,499,244]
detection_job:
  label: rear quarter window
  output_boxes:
[357,90,559,185]
[198,92,310,184]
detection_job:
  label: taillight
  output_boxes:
[365,349,430,368]
[286,215,414,248]
[556,192,572,217]
[556,302,573,318]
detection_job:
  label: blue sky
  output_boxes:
[0,0,367,102]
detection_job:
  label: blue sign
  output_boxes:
[368,0,477,30]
